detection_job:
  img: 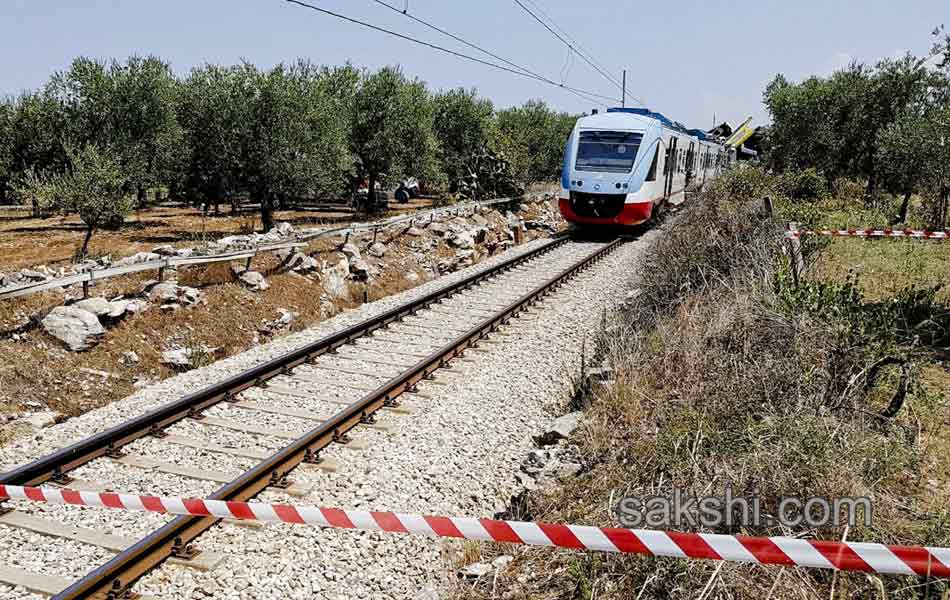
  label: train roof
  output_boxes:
[577,107,712,140]
[576,110,657,131]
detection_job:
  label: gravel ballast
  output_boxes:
[0,233,657,599]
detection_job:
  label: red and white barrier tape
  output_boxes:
[785,228,948,240]
[2,485,949,577]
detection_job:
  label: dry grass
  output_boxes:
[458,169,950,600]
[811,239,950,303]
[0,198,435,272]
[0,204,548,442]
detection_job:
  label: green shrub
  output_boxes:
[780,167,828,200]
[832,177,865,202]
[777,273,949,351]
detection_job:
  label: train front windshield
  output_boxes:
[575,131,642,173]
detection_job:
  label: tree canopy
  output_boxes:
[763,26,950,226]
[0,56,583,231]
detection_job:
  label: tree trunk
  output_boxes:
[260,194,274,232]
[213,180,223,216]
[891,191,912,225]
[863,172,877,205]
[941,189,950,230]
[137,186,146,209]
[79,226,95,260]
[367,173,379,214]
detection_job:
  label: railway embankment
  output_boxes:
[457,167,950,599]
[0,196,562,447]
[0,231,655,598]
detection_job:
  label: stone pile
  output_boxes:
[40,293,150,352]
[0,220,304,293]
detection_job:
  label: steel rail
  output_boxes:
[54,238,623,599]
[0,237,567,489]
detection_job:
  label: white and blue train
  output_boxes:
[559,107,734,227]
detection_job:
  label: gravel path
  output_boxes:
[0,232,656,599]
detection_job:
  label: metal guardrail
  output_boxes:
[0,196,522,301]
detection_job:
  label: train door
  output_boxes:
[664,136,678,201]
[686,141,695,190]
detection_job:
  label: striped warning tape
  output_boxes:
[785,228,948,240]
[1,485,948,577]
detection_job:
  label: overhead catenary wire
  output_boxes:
[523,0,617,86]
[367,0,614,107]
[284,0,617,106]
[511,0,646,106]
[368,0,537,79]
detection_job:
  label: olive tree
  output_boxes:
[433,88,494,193]
[48,56,182,206]
[20,145,131,258]
[887,105,950,228]
[178,64,250,213]
[348,66,437,211]
[6,91,69,214]
[764,51,938,200]
[0,100,12,204]
[493,100,577,186]
[109,56,183,205]
[240,62,349,230]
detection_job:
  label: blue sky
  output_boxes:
[0,0,943,129]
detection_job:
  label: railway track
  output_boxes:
[0,236,624,599]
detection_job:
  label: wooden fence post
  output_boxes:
[786,222,803,286]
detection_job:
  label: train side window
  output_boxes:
[646,145,660,182]
[662,144,671,176]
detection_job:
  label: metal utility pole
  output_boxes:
[621,70,626,107]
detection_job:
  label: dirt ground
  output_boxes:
[0,195,564,445]
[0,198,434,272]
